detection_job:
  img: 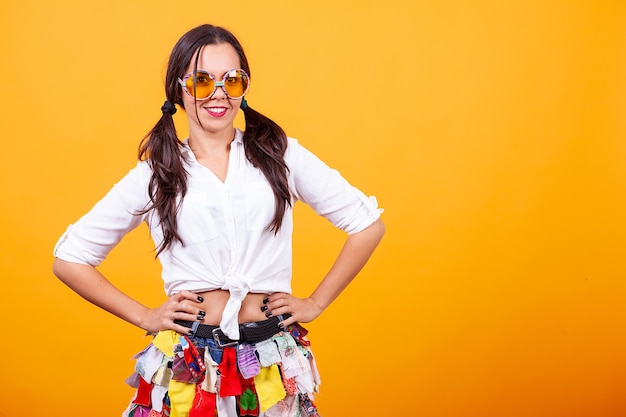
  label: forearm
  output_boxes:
[309,218,385,311]
[52,258,151,330]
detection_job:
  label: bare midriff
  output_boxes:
[194,290,270,326]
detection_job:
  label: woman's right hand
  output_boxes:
[143,290,207,335]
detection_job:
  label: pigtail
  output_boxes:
[137,108,188,255]
[241,104,291,233]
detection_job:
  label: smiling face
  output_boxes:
[181,42,245,138]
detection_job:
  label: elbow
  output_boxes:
[52,258,76,283]
[373,217,386,241]
[359,217,385,245]
[52,258,64,280]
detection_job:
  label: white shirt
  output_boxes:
[54,128,382,338]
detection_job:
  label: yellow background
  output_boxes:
[1,1,625,416]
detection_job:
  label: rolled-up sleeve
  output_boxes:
[53,162,151,266]
[286,139,383,235]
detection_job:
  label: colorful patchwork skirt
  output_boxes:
[122,322,321,417]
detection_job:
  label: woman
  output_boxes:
[53,24,384,417]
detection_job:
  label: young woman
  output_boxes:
[53,24,384,417]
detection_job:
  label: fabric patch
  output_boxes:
[237,376,260,416]
[282,375,298,396]
[299,394,320,417]
[150,384,168,413]
[306,348,321,391]
[205,339,223,364]
[216,395,237,417]
[237,343,261,379]
[153,331,179,358]
[254,365,286,412]
[218,347,242,397]
[154,360,173,386]
[275,334,307,379]
[136,344,167,382]
[128,405,151,417]
[294,367,315,395]
[181,336,206,379]
[255,339,281,367]
[264,395,299,417]
[288,323,311,347]
[162,393,171,416]
[202,348,219,394]
[292,346,317,394]
[125,372,141,389]
[168,380,195,417]
[172,354,196,383]
[189,384,217,417]
[132,376,153,407]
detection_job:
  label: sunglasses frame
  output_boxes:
[177,68,250,101]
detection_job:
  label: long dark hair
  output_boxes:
[138,24,290,255]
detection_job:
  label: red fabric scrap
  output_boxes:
[189,385,217,417]
[288,323,311,346]
[218,347,242,397]
[181,336,206,380]
[132,376,153,407]
[278,363,298,395]
[237,376,260,416]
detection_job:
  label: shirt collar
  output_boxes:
[181,128,244,160]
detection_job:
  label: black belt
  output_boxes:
[174,314,290,347]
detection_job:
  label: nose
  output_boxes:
[210,81,228,99]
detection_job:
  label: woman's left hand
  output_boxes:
[262,292,323,327]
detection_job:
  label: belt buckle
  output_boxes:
[212,327,238,348]
[189,321,201,338]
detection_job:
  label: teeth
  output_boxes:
[208,107,226,114]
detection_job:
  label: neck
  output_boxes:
[188,127,236,155]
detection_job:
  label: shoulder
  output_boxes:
[127,160,152,180]
[111,160,153,192]
[285,136,299,155]
[285,136,316,164]
[284,136,333,173]
[134,159,152,172]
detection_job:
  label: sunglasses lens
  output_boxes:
[223,69,249,98]
[185,72,215,99]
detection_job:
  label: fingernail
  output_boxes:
[263,297,270,304]
[198,310,206,316]
[260,305,268,312]
[278,322,284,329]
[197,296,204,302]
[197,315,204,321]
[188,329,195,335]
[265,310,272,318]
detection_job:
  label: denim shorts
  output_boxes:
[122,322,321,417]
